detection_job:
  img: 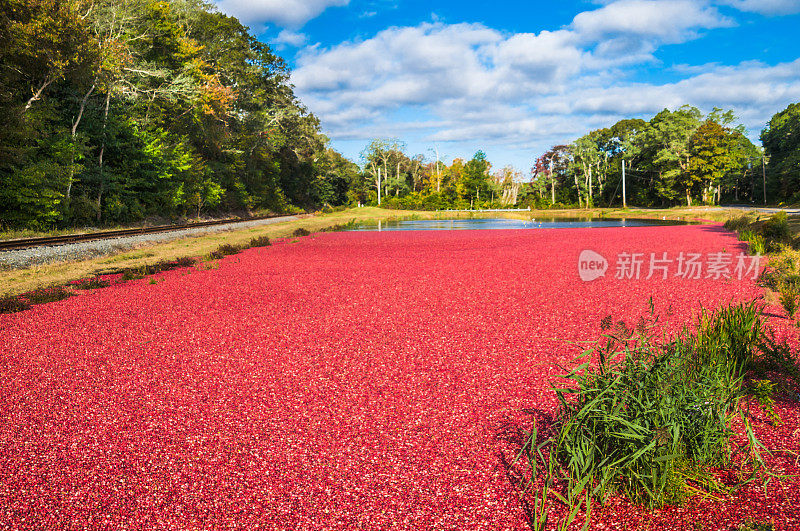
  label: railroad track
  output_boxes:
[0,214,290,252]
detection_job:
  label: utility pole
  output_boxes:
[622,159,627,208]
[434,145,441,193]
[377,167,382,206]
[762,156,767,205]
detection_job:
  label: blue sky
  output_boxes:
[212,0,800,172]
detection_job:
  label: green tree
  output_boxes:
[642,106,702,205]
[687,120,735,204]
[761,102,800,202]
[461,151,491,205]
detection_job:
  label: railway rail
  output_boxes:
[0,214,289,252]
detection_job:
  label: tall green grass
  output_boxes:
[517,301,785,530]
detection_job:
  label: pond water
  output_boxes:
[348,217,693,231]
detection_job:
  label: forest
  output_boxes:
[353,104,800,212]
[0,0,359,229]
[1,0,799,229]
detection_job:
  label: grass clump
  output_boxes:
[517,300,785,529]
[739,230,766,255]
[248,235,272,247]
[208,243,244,260]
[25,286,74,305]
[318,219,357,232]
[761,212,791,243]
[778,284,799,318]
[72,277,111,290]
[0,296,31,314]
[724,215,754,232]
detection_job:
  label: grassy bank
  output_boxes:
[0,205,779,298]
[0,207,448,297]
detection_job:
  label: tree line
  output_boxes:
[1,1,798,230]
[350,102,799,211]
[528,104,799,209]
[0,0,358,229]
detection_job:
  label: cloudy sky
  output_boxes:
[212,0,800,170]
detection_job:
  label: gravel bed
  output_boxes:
[0,215,298,270]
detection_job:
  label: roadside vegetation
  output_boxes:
[517,299,799,530]
[509,211,800,530]
[725,212,800,320]
[2,2,798,231]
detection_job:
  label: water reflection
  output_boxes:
[349,217,691,231]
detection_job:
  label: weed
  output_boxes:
[518,301,780,528]
[724,215,753,232]
[25,286,74,305]
[72,278,110,290]
[748,379,782,425]
[758,332,800,387]
[156,257,196,270]
[779,284,799,318]
[737,520,774,531]
[209,243,243,260]
[248,235,272,247]
[292,227,311,237]
[0,296,30,314]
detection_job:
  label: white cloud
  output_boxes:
[717,0,800,15]
[287,0,800,167]
[275,30,308,47]
[214,0,348,28]
[572,0,733,43]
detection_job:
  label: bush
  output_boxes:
[724,215,752,232]
[209,243,243,259]
[779,284,799,318]
[292,227,311,237]
[519,301,772,527]
[0,296,31,314]
[73,278,111,290]
[248,235,272,247]
[762,212,791,242]
[24,286,74,305]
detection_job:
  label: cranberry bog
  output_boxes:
[1,224,798,529]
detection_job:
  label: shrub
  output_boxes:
[724,215,752,232]
[779,284,799,318]
[248,235,272,247]
[209,243,243,260]
[0,296,31,314]
[292,227,311,237]
[762,212,791,242]
[518,302,772,528]
[25,286,74,305]
[73,278,111,290]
